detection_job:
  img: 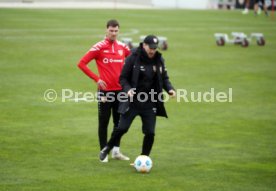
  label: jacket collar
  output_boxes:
[105,37,117,45]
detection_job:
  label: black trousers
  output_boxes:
[98,90,121,150]
[107,104,156,156]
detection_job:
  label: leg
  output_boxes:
[254,0,263,14]
[254,0,259,14]
[98,96,111,150]
[262,0,268,15]
[140,109,156,156]
[242,0,250,14]
[107,107,137,148]
[111,94,121,147]
[245,0,250,8]
[100,107,137,161]
[110,94,130,160]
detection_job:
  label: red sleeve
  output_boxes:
[124,45,131,57]
[77,50,100,82]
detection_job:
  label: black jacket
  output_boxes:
[118,44,174,118]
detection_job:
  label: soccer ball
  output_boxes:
[134,155,153,173]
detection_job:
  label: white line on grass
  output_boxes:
[0,28,140,40]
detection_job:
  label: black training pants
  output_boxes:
[98,90,121,150]
[107,105,156,156]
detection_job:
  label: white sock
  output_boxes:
[112,146,120,154]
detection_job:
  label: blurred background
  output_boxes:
[1,0,275,191]
[0,0,275,10]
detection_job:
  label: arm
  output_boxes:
[77,50,100,83]
[120,56,134,93]
[123,44,131,58]
[161,58,175,96]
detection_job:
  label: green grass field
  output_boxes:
[1,8,276,191]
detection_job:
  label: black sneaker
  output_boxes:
[99,146,110,162]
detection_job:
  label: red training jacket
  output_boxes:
[78,37,130,91]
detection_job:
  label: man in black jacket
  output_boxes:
[99,35,176,162]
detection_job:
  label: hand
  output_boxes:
[127,89,135,97]
[168,90,176,97]
[97,79,107,90]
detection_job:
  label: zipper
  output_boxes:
[112,43,115,53]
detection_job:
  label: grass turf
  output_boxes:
[0,8,276,191]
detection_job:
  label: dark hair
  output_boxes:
[106,19,120,28]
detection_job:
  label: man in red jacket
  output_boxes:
[78,19,130,162]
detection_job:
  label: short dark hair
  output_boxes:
[106,19,120,28]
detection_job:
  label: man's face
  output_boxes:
[106,26,119,41]
[143,43,157,58]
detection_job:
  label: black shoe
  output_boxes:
[99,146,110,162]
